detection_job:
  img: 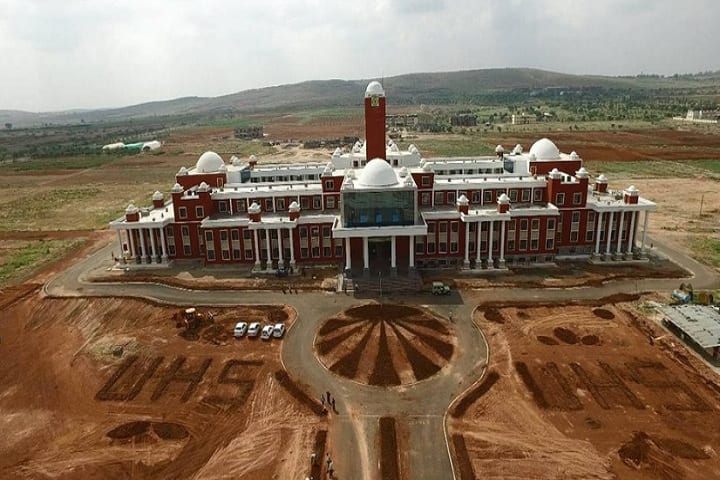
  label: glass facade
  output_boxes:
[343,190,415,227]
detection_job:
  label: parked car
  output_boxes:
[261,325,274,340]
[233,321,248,338]
[247,322,261,337]
[432,281,451,295]
[272,323,286,338]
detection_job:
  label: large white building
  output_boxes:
[111,82,656,275]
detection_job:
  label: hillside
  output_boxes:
[3,68,720,127]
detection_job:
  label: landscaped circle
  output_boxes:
[314,304,455,386]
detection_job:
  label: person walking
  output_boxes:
[311,452,317,466]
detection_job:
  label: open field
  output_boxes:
[0,292,327,479]
[449,301,720,479]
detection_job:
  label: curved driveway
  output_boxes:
[43,236,719,479]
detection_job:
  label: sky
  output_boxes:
[1,0,719,112]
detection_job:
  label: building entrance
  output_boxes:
[368,237,391,274]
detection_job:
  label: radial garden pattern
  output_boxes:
[315,304,455,386]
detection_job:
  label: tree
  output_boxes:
[4,123,11,130]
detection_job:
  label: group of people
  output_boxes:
[321,390,337,414]
[307,451,334,479]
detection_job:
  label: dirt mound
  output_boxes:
[483,308,505,324]
[593,308,615,320]
[153,422,189,440]
[107,421,150,439]
[585,417,602,430]
[452,371,500,417]
[581,335,600,345]
[537,335,559,345]
[553,327,578,345]
[618,432,704,479]
[316,305,455,387]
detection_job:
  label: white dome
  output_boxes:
[365,81,385,98]
[529,138,560,160]
[495,144,505,153]
[195,151,225,173]
[357,159,398,188]
[152,191,164,201]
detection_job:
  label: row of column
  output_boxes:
[464,219,507,269]
[118,227,169,264]
[345,236,415,273]
[252,227,296,271]
[593,210,649,258]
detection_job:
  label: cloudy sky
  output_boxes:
[1,0,718,112]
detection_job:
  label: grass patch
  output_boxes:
[3,154,127,172]
[585,160,715,179]
[411,135,495,157]
[0,188,103,231]
[0,239,81,286]
[684,159,720,175]
[689,237,720,268]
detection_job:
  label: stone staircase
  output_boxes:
[345,271,424,296]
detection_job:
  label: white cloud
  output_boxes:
[0,0,718,111]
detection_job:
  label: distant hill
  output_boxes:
[3,68,720,127]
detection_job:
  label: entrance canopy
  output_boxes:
[660,305,720,349]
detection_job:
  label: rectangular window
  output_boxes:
[335,244,343,257]
[447,192,456,204]
[534,189,543,202]
[277,198,286,210]
[183,245,192,256]
[531,219,540,230]
[220,230,228,241]
[325,180,334,190]
[472,191,481,203]
[218,202,227,213]
[586,231,594,242]
[570,231,579,242]
[521,189,531,202]
[323,246,331,257]
[196,206,205,218]
[205,230,214,243]
[264,198,272,211]
[483,190,492,204]
[422,176,430,186]
[450,242,458,253]
[434,192,444,205]
[520,219,528,231]
[451,222,459,233]
[236,199,246,212]
[571,211,581,223]
[509,190,518,202]
[178,206,187,219]
[573,192,582,205]
[300,197,310,209]
[507,240,515,251]
[555,193,565,206]
[439,222,448,233]
[546,239,554,250]
[222,250,230,260]
[322,226,331,238]
[531,239,539,250]
[421,192,431,205]
[207,250,216,261]
[181,226,190,237]
[547,219,556,230]
[520,239,527,250]
[439,242,447,254]
[313,196,322,209]
[326,196,336,209]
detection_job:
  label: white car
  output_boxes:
[261,325,274,340]
[233,322,248,338]
[272,323,286,338]
[247,322,261,337]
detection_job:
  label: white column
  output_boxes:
[390,235,397,272]
[253,229,261,267]
[128,230,136,262]
[363,236,369,271]
[116,230,123,262]
[463,222,470,267]
[289,228,296,268]
[345,237,352,270]
[605,211,614,256]
[499,220,506,266]
[150,228,158,263]
[277,228,284,268]
[627,211,636,255]
[487,220,494,268]
[594,212,603,255]
[640,211,649,255]
[409,235,415,268]
[616,211,625,256]
[476,221,482,265]
[632,212,640,255]
[139,228,148,263]
[265,229,273,271]
[160,227,169,261]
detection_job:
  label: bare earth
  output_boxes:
[449,301,720,480]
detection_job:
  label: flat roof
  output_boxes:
[659,304,720,349]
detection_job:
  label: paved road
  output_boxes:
[43,236,720,479]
